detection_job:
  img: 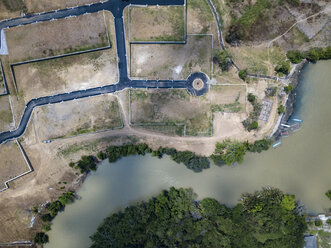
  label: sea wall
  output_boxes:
[273,60,308,138]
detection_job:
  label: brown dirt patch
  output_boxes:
[6,11,109,62]
[32,94,122,141]
[129,5,185,41]
[130,35,212,80]
[0,141,29,191]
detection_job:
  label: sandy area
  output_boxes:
[6,11,108,61]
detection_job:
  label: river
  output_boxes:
[45,60,331,248]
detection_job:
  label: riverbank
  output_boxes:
[272,60,308,138]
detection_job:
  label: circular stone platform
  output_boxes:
[192,78,204,90]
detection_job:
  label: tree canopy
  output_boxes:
[90,187,307,248]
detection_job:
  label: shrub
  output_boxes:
[284,84,293,94]
[275,60,290,75]
[327,219,331,226]
[286,50,303,64]
[326,190,331,200]
[265,87,277,97]
[42,223,51,232]
[76,155,97,173]
[215,50,231,71]
[314,219,323,227]
[239,69,248,81]
[34,232,49,244]
[247,93,256,103]
[41,213,53,222]
[248,121,258,131]
[278,105,286,114]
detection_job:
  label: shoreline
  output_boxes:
[272,60,308,139]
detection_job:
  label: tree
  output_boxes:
[215,50,231,71]
[275,60,291,75]
[284,84,293,94]
[315,219,323,227]
[34,232,49,244]
[247,93,256,103]
[326,190,331,200]
[286,50,303,64]
[278,105,286,114]
[212,139,247,165]
[239,69,248,81]
[58,192,75,206]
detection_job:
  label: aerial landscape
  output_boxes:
[0,0,330,247]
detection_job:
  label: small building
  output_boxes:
[303,235,317,248]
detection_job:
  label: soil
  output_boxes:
[130,36,212,80]
[0,95,14,132]
[5,11,108,61]
[0,141,29,190]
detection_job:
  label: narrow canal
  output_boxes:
[46,60,331,248]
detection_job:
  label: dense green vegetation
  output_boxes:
[243,93,261,131]
[314,218,323,227]
[34,232,49,245]
[152,147,210,172]
[214,50,231,71]
[278,105,286,114]
[39,191,75,240]
[274,60,290,75]
[284,84,293,94]
[238,69,247,81]
[73,143,210,173]
[286,47,331,63]
[211,138,271,165]
[90,187,306,248]
[326,190,331,200]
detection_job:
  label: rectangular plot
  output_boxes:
[0,141,29,190]
[130,89,212,136]
[130,35,213,80]
[32,94,123,141]
[0,95,14,132]
[13,48,118,104]
[129,5,185,42]
[6,11,109,62]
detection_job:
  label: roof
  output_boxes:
[303,235,317,248]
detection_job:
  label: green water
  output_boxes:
[46,61,331,248]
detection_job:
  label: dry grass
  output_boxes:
[25,0,101,13]
[130,85,245,136]
[0,141,29,190]
[6,11,109,62]
[130,35,212,80]
[228,46,287,76]
[0,95,13,132]
[31,94,123,141]
[13,48,118,103]
[129,5,185,41]
[0,0,24,21]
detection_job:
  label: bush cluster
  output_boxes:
[243,93,261,131]
[286,47,331,63]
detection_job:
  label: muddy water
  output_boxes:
[46,61,331,248]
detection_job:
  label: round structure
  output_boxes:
[192,78,204,90]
